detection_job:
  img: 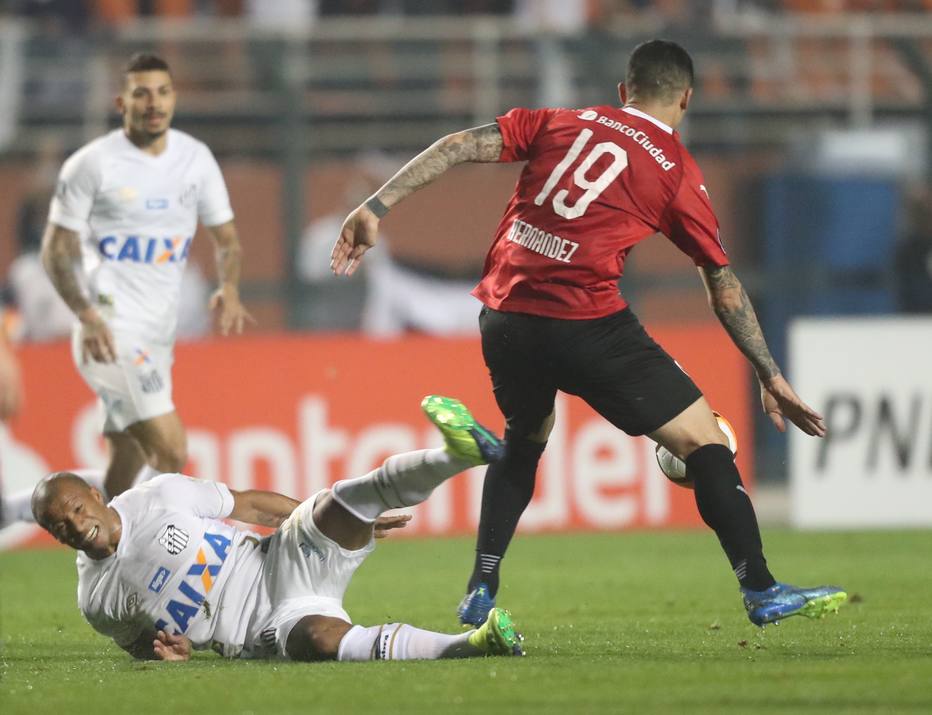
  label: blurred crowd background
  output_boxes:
[2,0,932,480]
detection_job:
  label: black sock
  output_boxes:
[686,443,775,592]
[467,431,546,597]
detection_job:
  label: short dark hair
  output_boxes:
[625,40,694,103]
[123,52,171,78]
[31,471,92,525]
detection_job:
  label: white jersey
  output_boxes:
[77,474,263,657]
[48,129,233,344]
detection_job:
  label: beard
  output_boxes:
[143,125,169,140]
[127,117,169,146]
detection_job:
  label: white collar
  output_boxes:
[621,106,674,134]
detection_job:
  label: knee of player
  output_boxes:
[151,443,187,471]
[286,616,350,662]
[679,427,730,460]
[532,410,556,442]
[506,413,555,445]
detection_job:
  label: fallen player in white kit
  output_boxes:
[32,396,524,662]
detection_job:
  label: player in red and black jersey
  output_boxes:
[332,40,846,628]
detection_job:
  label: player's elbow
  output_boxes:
[40,229,65,264]
[40,226,78,271]
[708,289,742,316]
[215,232,241,254]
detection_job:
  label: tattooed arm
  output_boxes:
[699,265,779,381]
[371,123,504,210]
[41,223,116,362]
[205,220,255,336]
[699,265,826,436]
[331,123,504,276]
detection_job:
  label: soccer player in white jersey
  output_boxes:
[32,396,524,662]
[40,53,253,500]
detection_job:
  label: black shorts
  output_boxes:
[479,305,703,437]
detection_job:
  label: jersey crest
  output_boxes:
[158,524,190,556]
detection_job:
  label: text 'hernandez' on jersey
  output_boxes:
[473,105,729,319]
[48,129,233,344]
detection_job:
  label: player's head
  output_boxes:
[619,40,694,121]
[116,53,176,144]
[32,472,120,559]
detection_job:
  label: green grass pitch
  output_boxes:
[2,530,931,714]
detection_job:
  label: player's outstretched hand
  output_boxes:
[209,286,257,336]
[760,374,826,437]
[331,204,380,277]
[153,629,192,661]
[374,513,412,539]
[79,310,117,363]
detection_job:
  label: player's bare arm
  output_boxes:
[374,122,504,209]
[229,489,301,528]
[0,326,23,419]
[331,123,503,276]
[206,220,256,336]
[41,223,116,362]
[699,264,826,437]
[119,629,192,662]
[699,265,779,380]
[228,487,411,536]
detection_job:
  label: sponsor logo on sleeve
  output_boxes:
[148,566,172,593]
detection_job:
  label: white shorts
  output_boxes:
[250,490,375,659]
[71,326,175,433]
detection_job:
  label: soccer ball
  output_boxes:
[654,412,737,489]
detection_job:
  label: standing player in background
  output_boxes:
[39,53,252,501]
[332,40,846,627]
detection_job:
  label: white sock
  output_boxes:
[331,448,472,523]
[337,623,479,661]
[1,468,105,526]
